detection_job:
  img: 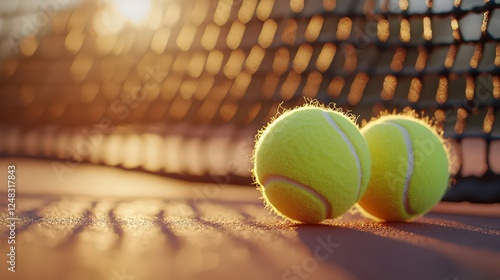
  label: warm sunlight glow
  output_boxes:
[113,0,152,25]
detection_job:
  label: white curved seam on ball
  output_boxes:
[262,175,332,219]
[386,122,415,216]
[321,111,362,201]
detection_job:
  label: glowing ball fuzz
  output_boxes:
[357,114,450,221]
[253,105,371,223]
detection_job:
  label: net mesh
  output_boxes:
[0,0,499,202]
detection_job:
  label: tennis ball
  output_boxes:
[253,105,371,223]
[357,114,450,221]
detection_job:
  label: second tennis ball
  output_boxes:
[357,115,450,221]
[253,105,371,223]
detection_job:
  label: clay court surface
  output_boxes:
[1,159,499,280]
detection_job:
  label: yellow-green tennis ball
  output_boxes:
[357,115,450,222]
[253,106,371,223]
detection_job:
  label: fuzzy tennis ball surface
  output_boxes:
[357,115,450,221]
[253,105,371,223]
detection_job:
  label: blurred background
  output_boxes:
[1,0,499,201]
[1,1,500,280]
